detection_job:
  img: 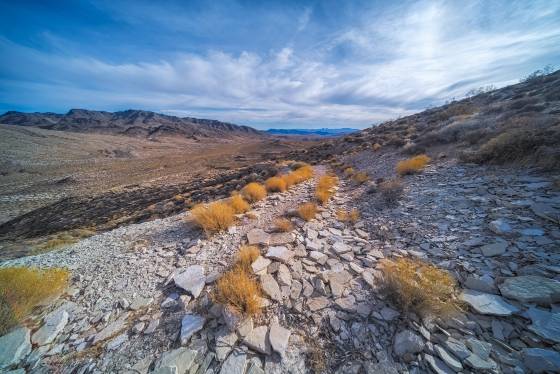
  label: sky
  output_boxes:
[0,0,559,130]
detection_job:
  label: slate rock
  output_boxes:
[269,321,291,358]
[260,274,282,302]
[526,307,560,343]
[243,326,271,354]
[247,229,271,246]
[480,240,508,257]
[93,312,129,344]
[522,348,560,373]
[180,314,205,345]
[251,256,271,275]
[307,297,330,311]
[499,275,560,305]
[220,349,247,374]
[215,328,238,361]
[434,344,463,372]
[265,246,295,264]
[153,347,198,374]
[393,329,424,357]
[460,289,519,316]
[174,265,206,298]
[31,308,69,346]
[424,353,455,374]
[489,219,512,235]
[0,327,32,369]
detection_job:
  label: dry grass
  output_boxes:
[336,208,360,223]
[274,218,294,232]
[191,201,235,234]
[265,176,287,192]
[343,167,355,176]
[352,172,369,184]
[396,154,431,175]
[315,175,338,205]
[379,178,404,204]
[215,268,262,316]
[282,165,314,188]
[229,194,250,214]
[236,245,260,272]
[380,258,459,318]
[372,143,382,151]
[35,228,96,253]
[298,202,318,221]
[0,267,69,335]
[241,182,267,202]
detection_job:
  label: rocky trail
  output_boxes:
[1,157,560,374]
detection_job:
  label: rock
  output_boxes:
[460,289,519,316]
[246,361,265,374]
[276,264,292,287]
[335,295,357,313]
[269,321,291,358]
[215,328,239,361]
[424,353,455,374]
[290,280,302,300]
[243,326,271,354]
[489,219,512,235]
[0,327,32,369]
[31,308,69,346]
[251,256,271,275]
[526,307,560,343]
[180,314,205,345]
[265,246,295,264]
[522,348,560,373]
[129,296,153,311]
[326,270,352,298]
[380,306,400,321]
[443,337,471,360]
[464,353,497,371]
[247,229,270,246]
[144,318,159,334]
[222,305,243,332]
[499,275,560,305]
[309,251,328,265]
[480,240,508,257]
[93,312,129,344]
[269,233,294,245]
[464,274,497,294]
[362,361,399,374]
[531,203,560,224]
[106,333,128,351]
[174,265,206,298]
[434,344,463,371]
[260,274,282,302]
[237,317,253,338]
[307,297,330,311]
[153,347,198,374]
[520,228,544,236]
[393,329,424,357]
[220,348,247,374]
[332,242,351,255]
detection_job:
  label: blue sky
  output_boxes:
[1,0,559,129]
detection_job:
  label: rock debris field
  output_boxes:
[1,159,560,374]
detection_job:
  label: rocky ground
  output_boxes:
[1,153,560,373]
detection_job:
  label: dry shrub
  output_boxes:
[241,182,267,202]
[315,175,338,205]
[343,167,355,176]
[336,208,360,223]
[0,267,69,334]
[229,194,250,214]
[274,218,294,232]
[281,165,314,188]
[191,201,235,234]
[372,143,382,151]
[36,229,96,253]
[215,268,261,316]
[265,176,287,192]
[236,245,260,272]
[379,179,404,204]
[352,172,369,184]
[174,194,185,202]
[396,154,431,175]
[298,202,317,221]
[380,258,459,317]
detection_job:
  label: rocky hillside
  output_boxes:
[0,109,263,139]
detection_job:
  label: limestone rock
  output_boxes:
[180,314,205,345]
[174,265,206,298]
[243,326,271,354]
[215,328,238,361]
[251,256,271,275]
[499,275,560,305]
[220,349,247,374]
[460,289,519,316]
[393,329,424,357]
[93,312,129,345]
[0,327,31,369]
[153,347,198,374]
[31,308,69,346]
[269,321,291,357]
[332,242,351,255]
[307,297,330,311]
[265,246,295,264]
[260,274,282,302]
[247,229,270,246]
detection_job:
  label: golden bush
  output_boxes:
[265,177,287,192]
[396,154,431,175]
[215,268,262,316]
[298,202,318,221]
[191,201,235,234]
[315,175,338,205]
[236,245,260,272]
[336,208,360,223]
[274,218,294,232]
[229,194,250,214]
[241,182,267,202]
[352,172,369,184]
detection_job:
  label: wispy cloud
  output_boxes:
[0,0,559,129]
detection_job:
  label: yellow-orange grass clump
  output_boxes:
[282,165,314,188]
[0,267,69,334]
[274,218,294,232]
[315,175,338,205]
[343,167,355,176]
[298,202,318,221]
[191,201,235,234]
[396,154,431,175]
[265,176,287,192]
[381,258,459,317]
[229,194,250,214]
[215,246,262,316]
[352,172,369,184]
[241,182,267,202]
[372,143,382,151]
[336,208,360,223]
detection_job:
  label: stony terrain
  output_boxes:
[1,152,559,373]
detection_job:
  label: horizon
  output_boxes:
[1,1,559,130]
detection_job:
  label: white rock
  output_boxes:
[265,246,295,264]
[269,321,291,358]
[174,265,206,298]
[260,274,282,302]
[247,229,270,246]
[0,327,32,369]
[243,326,271,354]
[251,256,271,275]
[180,314,205,345]
[32,308,69,346]
[460,289,519,316]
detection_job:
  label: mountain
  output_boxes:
[0,109,263,139]
[266,128,358,137]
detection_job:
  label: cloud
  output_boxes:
[1,0,559,129]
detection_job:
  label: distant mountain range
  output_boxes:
[0,109,262,139]
[266,128,358,136]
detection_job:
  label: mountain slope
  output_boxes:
[0,109,263,139]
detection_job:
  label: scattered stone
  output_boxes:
[393,329,424,357]
[522,348,560,373]
[106,333,128,351]
[265,246,295,264]
[220,348,247,374]
[174,265,206,298]
[129,296,153,311]
[443,337,471,360]
[247,229,271,246]
[93,312,130,345]
[424,353,455,374]
[153,347,198,374]
[434,344,463,372]
[243,326,271,355]
[269,233,294,245]
[260,274,282,302]
[464,274,497,294]
[520,228,544,236]
[526,307,560,343]
[269,321,291,358]
[0,327,32,369]
[144,318,160,334]
[479,240,508,257]
[335,296,357,313]
[251,256,271,275]
[332,242,351,255]
[460,289,519,316]
[307,297,330,311]
[31,308,69,346]
[216,328,239,361]
[180,314,205,345]
[309,251,328,265]
[489,220,512,235]
[499,275,560,305]
[380,306,400,321]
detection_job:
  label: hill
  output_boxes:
[0,109,263,139]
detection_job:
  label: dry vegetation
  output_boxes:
[381,258,459,318]
[191,201,235,234]
[352,171,369,184]
[229,194,250,214]
[35,229,96,254]
[265,176,287,192]
[379,179,404,204]
[214,246,262,316]
[315,175,339,205]
[241,182,267,203]
[396,154,431,175]
[274,218,294,232]
[0,267,69,334]
[281,164,314,188]
[336,208,360,223]
[343,167,355,176]
[298,202,318,221]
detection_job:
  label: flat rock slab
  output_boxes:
[393,329,424,357]
[424,353,455,374]
[251,256,271,275]
[0,327,31,369]
[522,348,560,373]
[531,203,560,224]
[307,296,330,311]
[269,321,291,357]
[260,274,282,302]
[220,349,247,374]
[247,229,270,246]
[215,328,239,361]
[153,347,198,374]
[332,242,351,255]
[499,275,560,305]
[269,233,294,245]
[93,312,130,345]
[31,308,69,346]
[180,314,205,345]
[174,265,206,298]
[460,289,519,316]
[526,307,560,343]
[129,296,153,311]
[480,240,508,257]
[265,246,295,264]
[243,326,271,354]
